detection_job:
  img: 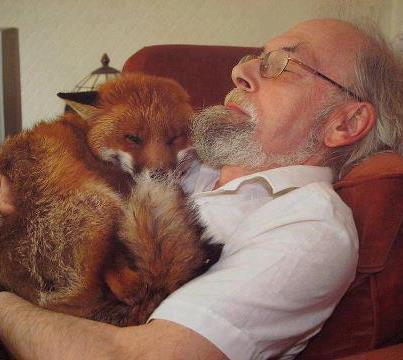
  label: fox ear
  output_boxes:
[63,99,99,120]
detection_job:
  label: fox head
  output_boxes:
[65,73,193,176]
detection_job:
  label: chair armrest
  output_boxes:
[338,343,403,359]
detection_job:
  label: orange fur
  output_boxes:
[87,74,193,174]
[0,73,221,325]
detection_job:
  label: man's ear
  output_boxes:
[324,102,376,148]
[63,99,99,120]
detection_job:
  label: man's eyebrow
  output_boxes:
[281,42,306,53]
[261,42,306,54]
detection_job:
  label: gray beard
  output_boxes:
[191,102,325,170]
[191,105,268,169]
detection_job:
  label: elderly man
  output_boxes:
[0,18,402,360]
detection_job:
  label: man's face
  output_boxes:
[233,48,320,155]
[192,20,362,170]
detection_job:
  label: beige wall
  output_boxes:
[392,0,403,37]
[0,0,397,128]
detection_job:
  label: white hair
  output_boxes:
[325,24,403,177]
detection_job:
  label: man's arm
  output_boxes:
[0,292,227,360]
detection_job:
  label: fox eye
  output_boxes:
[126,134,143,145]
[166,136,175,146]
[167,135,186,146]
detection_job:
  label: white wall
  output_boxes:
[0,0,396,128]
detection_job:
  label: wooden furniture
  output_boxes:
[0,28,22,143]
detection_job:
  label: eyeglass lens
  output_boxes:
[239,51,289,78]
[261,51,288,78]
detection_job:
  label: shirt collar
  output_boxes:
[196,164,334,195]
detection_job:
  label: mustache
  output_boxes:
[191,105,255,135]
[224,89,256,117]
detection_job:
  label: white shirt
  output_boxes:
[150,163,359,360]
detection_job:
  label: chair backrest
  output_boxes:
[123,44,403,359]
[123,44,258,109]
[300,153,403,359]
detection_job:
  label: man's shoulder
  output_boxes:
[266,180,353,222]
[225,179,358,256]
[297,181,351,211]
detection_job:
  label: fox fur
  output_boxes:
[0,73,221,326]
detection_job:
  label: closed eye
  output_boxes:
[283,68,301,77]
[166,136,177,145]
[166,134,187,146]
[126,134,143,145]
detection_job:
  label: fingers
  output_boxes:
[0,175,16,216]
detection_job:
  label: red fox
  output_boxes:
[0,73,221,326]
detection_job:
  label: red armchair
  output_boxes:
[123,45,403,359]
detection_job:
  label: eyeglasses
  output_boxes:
[238,49,363,101]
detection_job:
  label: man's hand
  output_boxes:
[0,175,16,216]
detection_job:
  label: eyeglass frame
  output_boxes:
[239,50,363,101]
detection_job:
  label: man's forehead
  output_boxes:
[263,34,316,63]
[269,20,365,60]
[263,20,363,71]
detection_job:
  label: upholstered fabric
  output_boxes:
[123,44,259,109]
[339,343,403,359]
[123,45,403,359]
[335,153,403,273]
[299,153,403,359]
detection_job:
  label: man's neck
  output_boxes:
[214,165,263,189]
[214,155,324,190]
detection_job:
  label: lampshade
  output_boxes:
[57,53,120,108]
[73,53,120,92]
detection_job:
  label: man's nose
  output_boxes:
[231,58,260,92]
